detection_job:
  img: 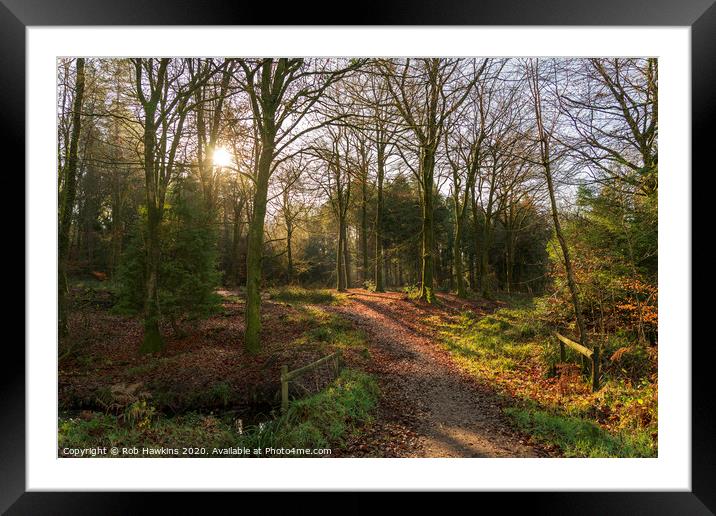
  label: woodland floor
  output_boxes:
[59,284,554,457]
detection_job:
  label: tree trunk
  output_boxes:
[244,143,273,354]
[361,179,369,285]
[232,203,243,286]
[109,177,125,279]
[545,168,592,376]
[286,225,293,284]
[468,251,476,290]
[505,227,514,295]
[479,220,491,297]
[343,225,351,289]
[420,191,435,301]
[419,149,436,302]
[529,59,594,387]
[139,109,163,354]
[58,58,85,338]
[140,206,163,353]
[374,143,385,292]
[470,183,481,293]
[134,58,172,355]
[286,232,293,284]
[336,215,346,291]
[453,205,466,298]
[110,216,123,278]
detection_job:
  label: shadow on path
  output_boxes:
[328,289,542,458]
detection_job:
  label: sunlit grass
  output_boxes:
[505,404,655,457]
[436,311,539,373]
[268,286,346,306]
[247,369,379,452]
[290,305,367,352]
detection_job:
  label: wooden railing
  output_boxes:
[280,350,344,414]
[554,332,600,392]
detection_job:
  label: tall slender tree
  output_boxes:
[527,58,596,390]
[58,57,86,337]
[235,58,361,353]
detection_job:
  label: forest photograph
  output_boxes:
[57,57,658,459]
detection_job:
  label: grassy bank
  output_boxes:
[432,298,657,458]
[59,369,379,457]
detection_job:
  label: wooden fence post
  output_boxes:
[281,365,289,414]
[555,332,602,392]
[591,344,600,392]
[280,351,345,414]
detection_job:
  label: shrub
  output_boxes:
[59,370,379,457]
[363,279,376,292]
[602,333,656,384]
[402,284,421,299]
[122,400,156,429]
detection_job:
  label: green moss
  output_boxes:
[140,322,164,354]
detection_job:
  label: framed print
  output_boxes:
[4,0,713,512]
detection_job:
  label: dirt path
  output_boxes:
[328,289,544,458]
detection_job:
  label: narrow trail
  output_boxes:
[327,289,544,458]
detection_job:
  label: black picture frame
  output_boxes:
[4,1,711,513]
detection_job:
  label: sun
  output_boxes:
[212,147,232,167]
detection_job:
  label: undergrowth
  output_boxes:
[505,404,654,458]
[58,369,378,457]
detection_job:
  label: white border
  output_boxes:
[27,27,691,491]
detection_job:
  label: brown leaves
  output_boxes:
[60,291,331,414]
[610,346,631,362]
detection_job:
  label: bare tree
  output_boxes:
[559,58,658,197]
[235,58,362,353]
[343,64,399,292]
[275,159,311,284]
[309,126,354,291]
[58,57,86,337]
[526,58,597,390]
[443,59,504,297]
[381,58,483,301]
[190,58,235,214]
